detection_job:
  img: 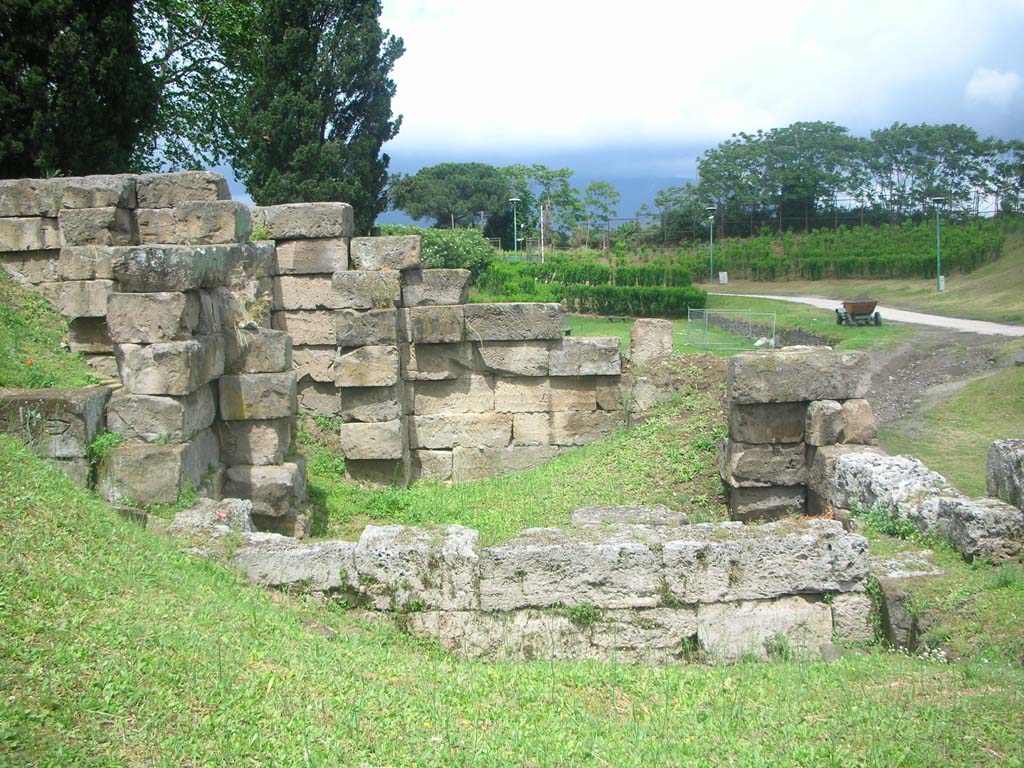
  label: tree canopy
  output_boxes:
[389,162,510,228]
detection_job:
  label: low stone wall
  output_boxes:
[988,439,1024,512]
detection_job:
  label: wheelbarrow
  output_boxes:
[835,298,881,326]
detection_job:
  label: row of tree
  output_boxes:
[0,0,402,233]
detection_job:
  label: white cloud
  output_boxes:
[965,68,1021,109]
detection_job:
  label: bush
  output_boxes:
[379,225,495,277]
[562,285,706,317]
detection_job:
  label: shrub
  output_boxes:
[379,225,495,277]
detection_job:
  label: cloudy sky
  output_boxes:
[376,0,1024,218]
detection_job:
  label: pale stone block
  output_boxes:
[272,275,348,310]
[401,342,476,380]
[697,597,833,661]
[38,279,113,318]
[224,460,307,517]
[728,347,872,404]
[218,418,292,465]
[730,402,807,444]
[629,318,674,366]
[805,400,844,446]
[513,410,620,446]
[475,340,549,376]
[58,207,134,247]
[58,246,114,280]
[452,445,559,483]
[727,485,806,522]
[595,376,623,411]
[106,292,200,343]
[97,427,219,505]
[338,420,405,460]
[135,172,230,208]
[0,178,63,216]
[115,336,224,396]
[59,175,138,210]
[291,346,336,382]
[1,249,59,283]
[224,327,292,374]
[550,377,598,411]
[493,377,550,413]
[67,317,112,354]
[271,310,336,346]
[413,375,494,414]
[0,216,60,251]
[297,379,340,417]
[400,305,464,343]
[336,308,398,346]
[0,386,110,459]
[336,345,400,387]
[464,302,563,341]
[340,386,403,423]
[274,238,349,274]
[831,592,875,644]
[134,201,251,245]
[402,268,469,306]
[938,496,1024,563]
[110,244,234,292]
[719,440,806,488]
[987,439,1024,511]
[410,413,512,449]
[106,385,215,444]
[330,269,401,309]
[549,336,621,376]
[350,235,420,270]
[571,505,688,527]
[841,399,878,444]
[234,537,356,593]
[414,450,453,482]
[806,444,887,510]
[253,202,353,239]
[219,372,297,420]
[83,354,118,378]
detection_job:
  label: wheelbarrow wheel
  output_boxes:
[873,312,881,326]
[835,310,844,326]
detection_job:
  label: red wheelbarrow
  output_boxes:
[835,298,881,326]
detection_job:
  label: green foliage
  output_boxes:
[86,431,123,464]
[379,224,495,277]
[853,504,920,540]
[562,285,706,317]
[389,162,510,228]
[566,603,601,627]
[763,632,794,662]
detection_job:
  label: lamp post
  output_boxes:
[930,197,945,291]
[706,206,717,283]
[509,198,521,260]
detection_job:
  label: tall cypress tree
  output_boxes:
[0,0,157,177]
[234,0,403,235]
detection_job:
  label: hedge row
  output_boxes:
[483,259,691,290]
[561,285,706,317]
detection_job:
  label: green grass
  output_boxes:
[3,435,1024,766]
[0,273,98,389]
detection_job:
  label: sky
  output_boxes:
[371,0,1024,221]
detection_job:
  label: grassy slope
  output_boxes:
[2,435,1024,767]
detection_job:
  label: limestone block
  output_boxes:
[475,340,549,376]
[410,413,512,449]
[219,372,297,420]
[400,305,464,344]
[291,346,336,382]
[110,244,233,292]
[831,592,875,644]
[0,178,63,216]
[402,268,469,306]
[272,275,348,310]
[513,410,621,447]
[194,287,234,335]
[57,246,114,280]
[571,505,689,528]
[464,303,563,341]
[297,379,340,417]
[413,450,453,482]
[338,420,405,460]
[595,376,623,411]
[804,400,844,446]
[727,485,806,522]
[1,249,59,283]
[0,216,60,251]
[336,345,400,387]
[413,374,494,414]
[549,337,621,376]
[0,386,110,459]
[727,347,872,404]
[233,535,356,593]
[253,202,353,239]
[697,597,833,661]
[452,445,559,483]
[224,460,307,517]
[629,318,674,366]
[59,175,138,210]
[806,444,887,509]
[340,386,403,423]
[719,440,806,488]
[83,354,118,378]
[588,608,700,661]
[218,418,292,466]
[38,279,113,318]
[224,327,293,374]
[551,377,598,411]
[987,439,1024,510]
[353,524,479,610]
[336,308,398,346]
[135,172,230,208]
[97,428,219,505]
[330,269,401,309]
[402,342,476,380]
[350,235,420,271]
[938,496,1024,563]
[67,317,112,354]
[841,399,878,444]
[116,336,224,396]
[493,377,550,413]
[661,520,868,604]
[271,310,336,346]
[479,528,662,611]
[134,201,251,245]
[730,402,807,444]
[106,385,215,444]
[274,237,349,274]
[106,291,200,343]
[58,207,134,247]
[234,240,277,280]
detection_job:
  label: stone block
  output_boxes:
[37,279,113,318]
[233,535,356,592]
[551,377,598,411]
[51,458,91,486]
[0,216,60,251]
[730,402,807,444]
[475,340,549,376]
[1,249,59,283]
[938,496,1024,563]
[727,347,872,404]
[297,379,340,417]
[805,400,844,446]
[338,420,405,460]
[97,427,219,505]
[719,440,806,488]
[806,444,887,511]
[83,354,118,378]
[413,374,494,414]
[67,317,112,354]
[350,235,420,271]
[595,376,623,411]
[218,418,292,466]
[410,413,512,449]
[402,268,469,306]
[336,308,398,346]
[291,346,336,382]
[0,386,110,459]
[549,337,621,376]
[571,505,689,528]
[272,275,347,310]
[831,592,875,644]
[251,512,310,538]
[400,305,464,343]
[402,342,476,380]
[219,372,297,420]
[110,244,233,292]
[727,485,806,522]
[464,303,563,341]
[271,310,336,346]
[274,238,349,274]
[134,201,251,245]
[452,445,559,483]
[0,178,63,217]
[106,385,215,444]
[353,525,479,610]
[253,202,353,239]
[106,291,200,343]
[987,439,1024,510]
[413,450,453,482]
[493,377,550,413]
[60,175,138,210]
[697,597,833,662]
[330,269,401,309]
[224,327,292,374]
[58,246,114,280]
[224,460,307,517]
[58,207,134,247]
[841,399,877,444]
[233,240,277,279]
[345,457,411,489]
[135,172,230,208]
[513,410,620,446]
[336,345,400,387]
[629,318,674,366]
[340,386,403,423]
[116,336,224,396]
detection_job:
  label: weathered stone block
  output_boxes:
[272,275,347,310]
[116,336,224,396]
[452,445,559,483]
[0,386,110,459]
[841,399,877,444]
[274,238,349,274]
[60,175,138,210]
[549,337,621,376]
[938,496,1024,563]
[551,377,598,411]
[350,235,420,271]
[1,249,59,283]
[110,244,233,292]
[297,379,340,417]
[330,269,401,309]
[135,172,230,208]
[106,291,200,343]
[727,347,872,404]
[571,505,689,528]
[493,377,550,413]
[233,535,356,592]
[38,279,113,318]
[401,342,476,380]
[336,345,400,387]
[595,376,623,411]
[58,207,134,247]
[219,372,297,420]
[411,413,512,449]
[629,318,674,366]
[413,375,494,414]
[83,354,118,378]
[52,458,91,486]
[338,420,405,460]
[224,327,292,374]
[720,440,806,488]
[218,418,292,466]
[134,201,251,245]
[254,202,353,239]
[224,460,306,517]
[58,246,114,280]
[340,386,403,423]
[513,410,620,446]
[291,346,336,382]
[345,457,411,488]
[463,303,563,341]
[805,400,844,446]
[402,268,469,306]
[697,597,832,661]
[0,178,63,217]
[97,427,219,505]
[727,485,806,521]
[400,305,464,343]
[987,439,1024,510]
[0,216,60,251]
[271,310,335,346]
[806,444,887,511]
[475,340,549,376]
[336,308,398,346]
[67,317,112,354]
[106,385,215,444]
[730,402,807,444]
[831,592,875,644]
[413,450,453,482]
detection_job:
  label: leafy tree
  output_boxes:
[581,180,619,247]
[992,139,1024,213]
[390,162,510,228]
[0,0,157,177]
[233,0,403,235]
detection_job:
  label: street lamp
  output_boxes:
[706,206,717,283]
[930,197,945,291]
[509,198,521,260]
